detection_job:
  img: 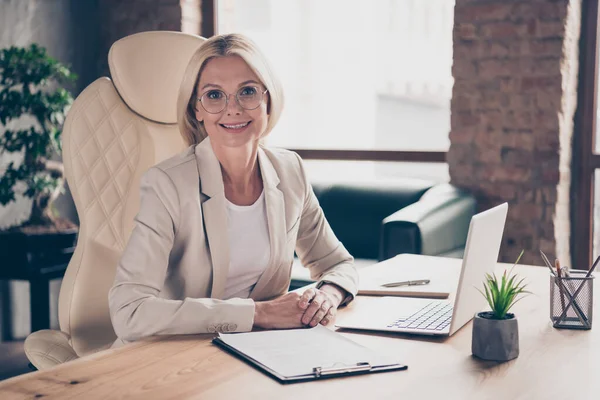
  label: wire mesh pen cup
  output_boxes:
[550,272,594,329]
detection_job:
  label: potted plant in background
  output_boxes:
[0,44,78,336]
[0,44,76,231]
[472,250,530,362]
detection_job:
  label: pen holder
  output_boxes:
[550,273,594,330]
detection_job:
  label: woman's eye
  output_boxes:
[206,90,223,100]
[239,86,258,97]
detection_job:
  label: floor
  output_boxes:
[0,340,33,382]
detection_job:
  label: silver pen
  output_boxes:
[381,279,431,288]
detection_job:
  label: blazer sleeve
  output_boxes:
[292,153,359,305]
[108,167,255,342]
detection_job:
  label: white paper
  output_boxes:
[218,325,401,378]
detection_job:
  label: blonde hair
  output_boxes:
[177,33,284,146]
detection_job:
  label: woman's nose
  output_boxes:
[225,93,243,115]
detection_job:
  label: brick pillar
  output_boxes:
[448,0,582,266]
[181,0,203,36]
[97,0,206,77]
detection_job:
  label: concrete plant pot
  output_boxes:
[471,312,519,361]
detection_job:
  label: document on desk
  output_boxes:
[213,325,407,383]
[358,254,462,299]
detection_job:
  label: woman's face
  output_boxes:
[195,55,269,149]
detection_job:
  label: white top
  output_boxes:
[223,190,271,299]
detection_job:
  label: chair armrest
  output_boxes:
[24,329,79,370]
[379,184,476,260]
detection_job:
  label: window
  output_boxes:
[217,0,453,152]
[214,0,452,182]
[573,0,600,270]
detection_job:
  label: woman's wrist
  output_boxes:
[319,283,346,308]
[253,301,269,329]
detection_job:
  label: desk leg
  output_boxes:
[30,279,50,333]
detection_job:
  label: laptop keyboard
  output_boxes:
[387,302,453,331]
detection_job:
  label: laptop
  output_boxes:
[335,202,508,337]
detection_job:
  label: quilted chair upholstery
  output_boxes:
[24,31,206,370]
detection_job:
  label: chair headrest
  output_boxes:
[108,31,206,124]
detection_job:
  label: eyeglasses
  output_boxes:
[197,86,268,114]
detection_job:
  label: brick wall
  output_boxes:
[97,0,206,77]
[97,0,182,76]
[448,0,582,265]
[181,0,203,36]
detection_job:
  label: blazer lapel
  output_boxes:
[250,147,285,300]
[195,138,230,299]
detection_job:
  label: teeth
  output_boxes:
[223,122,249,129]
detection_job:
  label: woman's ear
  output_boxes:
[194,104,203,123]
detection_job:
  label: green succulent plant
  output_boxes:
[477,250,530,320]
[0,43,77,227]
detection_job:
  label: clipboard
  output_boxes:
[212,325,407,383]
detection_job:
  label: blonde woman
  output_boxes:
[108,33,358,343]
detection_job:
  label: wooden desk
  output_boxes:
[0,255,597,399]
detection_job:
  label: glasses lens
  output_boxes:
[201,90,226,113]
[237,86,262,110]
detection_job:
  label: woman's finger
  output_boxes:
[320,309,336,326]
[309,301,332,327]
[301,293,327,325]
[298,288,318,310]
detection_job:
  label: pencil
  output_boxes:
[554,259,589,325]
[555,259,567,318]
[539,250,557,276]
[586,254,600,278]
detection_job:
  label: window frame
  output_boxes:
[572,0,600,270]
[201,0,217,39]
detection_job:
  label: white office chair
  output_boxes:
[24,31,206,370]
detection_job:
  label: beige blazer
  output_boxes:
[108,138,358,343]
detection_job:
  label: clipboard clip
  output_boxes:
[312,362,372,378]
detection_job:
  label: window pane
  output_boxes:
[303,160,449,184]
[217,0,454,151]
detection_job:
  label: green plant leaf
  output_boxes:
[0,43,74,219]
[477,250,531,319]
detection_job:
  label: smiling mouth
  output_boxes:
[220,121,251,130]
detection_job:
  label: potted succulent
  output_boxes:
[472,250,530,362]
[0,43,77,234]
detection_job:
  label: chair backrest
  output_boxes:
[58,31,206,356]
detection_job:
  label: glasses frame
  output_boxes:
[197,86,269,114]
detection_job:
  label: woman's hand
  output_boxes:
[298,284,346,327]
[253,292,306,330]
